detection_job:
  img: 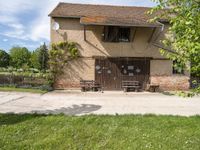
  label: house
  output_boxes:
[49,3,190,91]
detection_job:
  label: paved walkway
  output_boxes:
[0,91,200,116]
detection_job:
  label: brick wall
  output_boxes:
[150,75,190,91]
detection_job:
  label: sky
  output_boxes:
[0,0,156,51]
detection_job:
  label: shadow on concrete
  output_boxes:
[32,104,102,115]
[161,91,175,96]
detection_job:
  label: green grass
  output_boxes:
[0,87,47,94]
[0,114,200,150]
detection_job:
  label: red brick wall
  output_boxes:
[150,75,190,91]
[54,81,80,89]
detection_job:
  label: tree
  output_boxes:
[38,43,49,71]
[9,46,31,68]
[149,0,200,93]
[30,43,49,71]
[0,49,10,67]
[30,49,40,69]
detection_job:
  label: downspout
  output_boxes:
[84,25,86,41]
[152,21,177,54]
[152,21,165,42]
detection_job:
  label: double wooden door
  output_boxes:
[95,58,150,91]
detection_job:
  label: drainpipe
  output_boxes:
[151,21,178,54]
[84,25,87,41]
[152,21,165,42]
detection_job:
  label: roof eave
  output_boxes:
[80,22,161,28]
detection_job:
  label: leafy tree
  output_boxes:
[38,43,49,71]
[30,49,40,69]
[9,46,31,68]
[149,0,200,94]
[0,49,10,67]
[30,43,49,71]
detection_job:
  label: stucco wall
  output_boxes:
[54,58,95,89]
[150,60,173,76]
[150,60,190,90]
[51,18,165,58]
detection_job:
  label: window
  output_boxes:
[173,61,184,74]
[103,26,130,42]
[119,27,130,42]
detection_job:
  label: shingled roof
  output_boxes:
[49,3,161,27]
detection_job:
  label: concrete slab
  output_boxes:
[0,91,199,116]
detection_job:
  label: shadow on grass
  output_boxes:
[0,104,101,125]
[0,114,46,126]
[31,104,102,115]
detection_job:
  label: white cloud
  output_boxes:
[0,0,37,15]
[3,39,8,42]
[29,1,56,41]
[12,41,39,49]
[0,0,46,41]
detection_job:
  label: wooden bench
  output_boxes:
[147,84,159,92]
[80,80,102,92]
[122,81,140,92]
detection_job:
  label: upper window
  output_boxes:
[173,60,184,74]
[118,27,131,42]
[103,26,130,42]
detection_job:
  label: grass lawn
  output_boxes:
[0,114,200,150]
[0,87,47,94]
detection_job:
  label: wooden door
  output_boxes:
[95,58,120,90]
[95,58,150,90]
[120,58,150,89]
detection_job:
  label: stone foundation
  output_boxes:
[150,75,190,91]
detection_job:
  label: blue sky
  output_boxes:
[0,0,156,51]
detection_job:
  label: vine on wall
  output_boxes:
[49,41,79,81]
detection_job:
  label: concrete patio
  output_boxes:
[0,91,199,116]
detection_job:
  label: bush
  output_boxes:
[0,72,53,91]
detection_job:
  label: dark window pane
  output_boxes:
[103,26,130,42]
[119,27,130,42]
[104,26,119,42]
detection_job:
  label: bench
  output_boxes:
[80,80,102,92]
[122,81,140,92]
[147,84,159,92]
